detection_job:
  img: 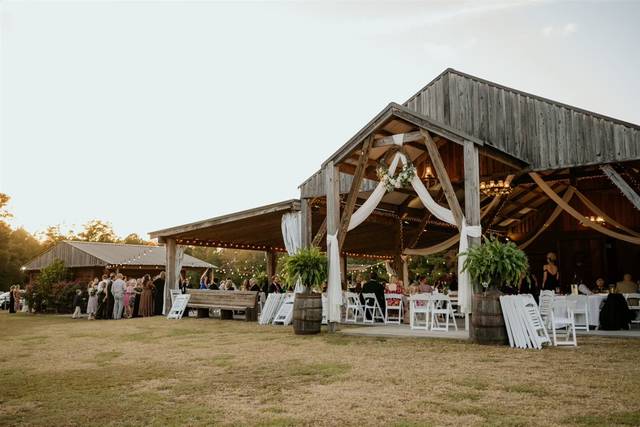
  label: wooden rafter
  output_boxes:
[311,217,327,247]
[421,129,464,229]
[338,136,374,248]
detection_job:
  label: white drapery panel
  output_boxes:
[601,165,640,211]
[281,212,304,293]
[326,233,342,322]
[281,212,302,255]
[327,150,481,316]
[404,197,501,256]
[348,154,402,231]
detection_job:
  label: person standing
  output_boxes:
[72,289,83,319]
[111,273,126,320]
[153,272,166,316]
[8,286,15,314]
[86,279,99,320]
[124,279,136,318]
[139,275,155,317]
[104,273,115,319]
[541,252,561,292]
[132,278,143,317]
[199,269,210,290]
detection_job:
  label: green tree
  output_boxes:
[0,194,42,290]
[122,233,149,245]
[76,220,118,243]
[40,225,75,250]
[0,193,12,219]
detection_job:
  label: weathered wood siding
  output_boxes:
[24,242,107,270]
[300,170,378,199]
[405,70,640,171]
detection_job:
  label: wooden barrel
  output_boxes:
[471,289,508,345]
[292,294,322,335]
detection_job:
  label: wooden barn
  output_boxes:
[23,241,213,283]
[151,68,640,308]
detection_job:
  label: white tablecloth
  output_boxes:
[553,294,608,327]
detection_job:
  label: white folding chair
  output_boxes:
[519,295,551,349]
[361,293,384,324]
[272,293,295,325]
[538,290,554,328]
[409,293,431,330]
[430,294,457,331]
[384,293,403,324]
[344,292,365,323]
[567,295,589,331]
[624,293,640,326]
[550,298,577,346]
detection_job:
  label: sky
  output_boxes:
[1,0,639,240]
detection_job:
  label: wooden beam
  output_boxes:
[422,129,464,229]
[373,131,422,147]
[164,238,177,315]
[338,136,374,248]
[311,217,327,247]
[300,198,312,248]
[266,251,277,284]
[464,140,481,248]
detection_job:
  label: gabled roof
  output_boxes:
[403,68,640,170]
[24,241,213,270]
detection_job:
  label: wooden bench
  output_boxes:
[185,290,258,321]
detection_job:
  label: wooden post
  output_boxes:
[326,161,340,333]
[341,255,347,288]
[464,140,481,248]
[266,251,277,284]
[464,140,481,334]
[164,237,177,315]
[300,198,313,249]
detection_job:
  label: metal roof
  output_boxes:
[24,241,214,270]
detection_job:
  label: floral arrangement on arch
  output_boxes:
[376,161,416,192]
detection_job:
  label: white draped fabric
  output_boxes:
[327,233,343,322]
[281,212,304,293]
[327,150,481,318]
[348,154,402,231]
[600,165,640,211]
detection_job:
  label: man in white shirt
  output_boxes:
[111,273,127,320]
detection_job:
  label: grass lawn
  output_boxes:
[1,312,640,426]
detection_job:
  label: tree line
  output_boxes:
[0,193,269,291]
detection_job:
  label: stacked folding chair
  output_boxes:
[259,293,286,325]
[500,295,552,349]
[272,293,295,325]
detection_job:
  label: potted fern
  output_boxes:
[282,247,327,335]
[461,236,529,345]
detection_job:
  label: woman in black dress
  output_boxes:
[105,276,114,319]
[542,252,560,292]
[8,286,15,313]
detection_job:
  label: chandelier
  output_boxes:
[480,179,512,197]
[584,215,605,225]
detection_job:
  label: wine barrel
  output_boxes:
[471,289,508,345]
[292,293,322,335]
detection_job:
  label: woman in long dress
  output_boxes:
[139,276,155,317]
[132,278,143,317]
[86,278,99,320]
[8,286,15,314]
[542,252,561,292]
